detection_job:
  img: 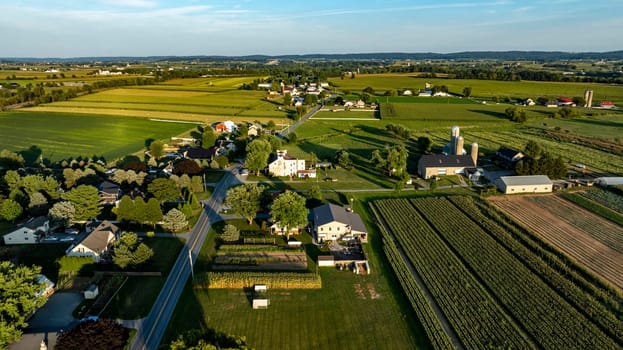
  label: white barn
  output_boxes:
[496,175,553,194]
[267,150,306,177]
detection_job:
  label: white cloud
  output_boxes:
[100,0,158,8]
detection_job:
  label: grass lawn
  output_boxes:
[101,237,185,319]
[164,268,424,350]
[526,112,623,142]
[0,111,194,162]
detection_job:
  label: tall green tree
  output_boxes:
[149,140,165,159]
[226,184,265,224]
[0,199,23,222]
[221,224,240,242]
[245,139,272,176]
[463,86,472,97]
[162,208,188,233]
[115,196,135,223]
[371,145,408,177]
[270,191,308,239]
[61,185,102,222]
[145,198,163,228]
[505,106,527,123]
[113,232,153,269]
[0,262,45,349]
[201,128,216,149]
[3,170,22,192]
[148,178,179,203]
[417,136,432,154]
[48,201,75,227]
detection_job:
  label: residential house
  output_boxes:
[297,169,317,179]
[214,120,237,133]
[267,150,306,177]
[599,101,616,109]
[3,216,49,245]
[257,83,272,89]
[355,100,366,108]
[418,89,432,97]
[99,180,120,205]
[522,98,536,106]
[417,154,476,179]
[557,97,575,107]
[496,148,525,168]
[495,175,553,194]
[65,221,120,262]
[184,146,216,161]
[309,204,368,243]
[247,124,262,137]
[402,89,413,96]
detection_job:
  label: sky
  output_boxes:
[0,0,621,57]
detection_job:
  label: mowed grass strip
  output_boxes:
[0,111,194,161]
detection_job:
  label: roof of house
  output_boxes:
[23,216,48,230]
[268,150,297,163]
[496,148,524,161]
[79,230,114,253]
[418,154,475,168]
[99,180,120,194]
[186,146,216,159]
[310,204,367,233]
[498,175,553,186]
[558,97,574,102]
[600,101,615,106]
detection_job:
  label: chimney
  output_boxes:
[470,143,478,166]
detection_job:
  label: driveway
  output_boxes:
[27,292,83,332]
[9,292,83,350]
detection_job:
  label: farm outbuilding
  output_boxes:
[496,175,553,194]
[594,177,623,187]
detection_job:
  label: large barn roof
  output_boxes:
[498,175,553,186]
[418,154,475,168]
[310,204,367,233]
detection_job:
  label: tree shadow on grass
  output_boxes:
[467,109,508,119]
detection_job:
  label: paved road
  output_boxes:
[279,103,322,137]
[128,170,241,350]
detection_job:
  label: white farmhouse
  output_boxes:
[309,204,368,243]
[267,150,306,177]
[3,216,49,245]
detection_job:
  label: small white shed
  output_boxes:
[84,284,99,300]
[253,299,269,309]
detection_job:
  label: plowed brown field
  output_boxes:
[489,194,623,291]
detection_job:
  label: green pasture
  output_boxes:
[313,109,379,120]
[527,113,623,142]
[0,111,194,162]
[329,73,623,103]
[29,80,289,120]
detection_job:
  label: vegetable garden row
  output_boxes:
[195,271,321,289]
[372,196,623,349]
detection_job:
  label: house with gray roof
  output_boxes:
[309,204,367,243]
[65,221,119,262]
[417,154,476,179]
[3,216,49,245]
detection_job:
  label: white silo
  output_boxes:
[456,137,464,156]
[450,126,460,155]
[470,143,479,166]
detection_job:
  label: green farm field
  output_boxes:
[329,73,623,103]
[0,111,194,162]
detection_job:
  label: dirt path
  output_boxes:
[489,195,623,291]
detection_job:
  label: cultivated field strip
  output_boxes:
[489,196,623,291]
[580,188,623,214]
[373,199,532,349]
[525,195,623,254]
[411,197,619,349]
[370,204,457,350]
[448,196,623,344]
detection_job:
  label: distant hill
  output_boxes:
[2,51,623,63]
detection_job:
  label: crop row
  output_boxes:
[580,188,623,214]
[526,195,623,254]
[370,204,455,350]
[448,196,623,344]
[374,199,531,349]
[196,271,321,289]
[562,192,623,227]
[413,197,619,349]
[491,198,623,288]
